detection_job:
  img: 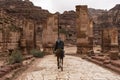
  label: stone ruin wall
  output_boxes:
[0,9,35,54]
[42,14,58,54]
[76,5,93,54]
[102,27,118,52]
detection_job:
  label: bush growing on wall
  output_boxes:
[8,50,23,64]
[30,49,44,58]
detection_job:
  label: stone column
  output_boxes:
[42,14,58,54]
[102,28,111,52]
[110,28,118,50]
[109,27,119,59]
[76,5,93,54]
[20,38,27,54]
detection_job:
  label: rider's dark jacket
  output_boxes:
[55,40,64,51]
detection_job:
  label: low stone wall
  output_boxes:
[0,55,33,78]
[86,55,120,74]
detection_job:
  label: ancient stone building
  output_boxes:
[118,28,120,51]
[0,9,21,52]
[101,28,111,52]
[18,19,35,54]
[0,8,36,54]
[76,5,93,54]
[109,28,118,45]
[102,27,118,52]
[42,14,58,54]
[0,0,51,54]
[93,25,102,45]
[93,4,120,46]
[35,24,44,50]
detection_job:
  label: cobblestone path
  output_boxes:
[17,55,120,80]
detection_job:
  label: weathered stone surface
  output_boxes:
[0,0,51,23]
[0,63,22,78]
[16,55,120,80]
[110,51,119,60]
[0,0,52,54]
[111,60,120,68]
[59,11,76,44]
[103,60,110,64]
[0,11,36,53]
[91,56,105,62]
[101,27,118,52]
[93,4,120,47]
[0,71,6,77]
[87,56,120,74]
[42,14,58,54]
[89,8,107,24]
[76,5,93,54]
[0,9,21,52]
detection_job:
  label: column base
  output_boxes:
[77,44,93,54]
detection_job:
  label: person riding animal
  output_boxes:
[54,37,65,69]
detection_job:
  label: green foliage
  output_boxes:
[8,50,23,64]
[30,49,44,58]
[9,25,20,32]
[59,28,66,34]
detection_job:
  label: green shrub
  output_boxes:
[30,49,44,58]
[59,28,66,34]
[8,50,23,64]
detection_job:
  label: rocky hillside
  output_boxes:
[88,8,107,23]
[0,0,51,24]
[108,4,120,27]
[59,8,108,32]
[96,4,120,28]
[60,11,76,27]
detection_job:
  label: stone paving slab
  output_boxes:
[17,55,120,80]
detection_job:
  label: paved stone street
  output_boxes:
[17,55,120,80]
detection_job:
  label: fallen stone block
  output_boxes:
[110,51,119,60]
[111,60,120,68]
[103,60,111,64]
[0,71,6,77]
[13,63,22,69]
[92,56,105,62]
[105,64,120,75]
